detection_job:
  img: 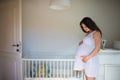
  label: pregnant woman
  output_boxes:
[74,17,102,80]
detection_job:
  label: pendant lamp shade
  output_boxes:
[49,0,71,10]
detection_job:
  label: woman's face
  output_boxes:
[81,23,91,33]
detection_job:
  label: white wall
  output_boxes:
[22,0,120,56]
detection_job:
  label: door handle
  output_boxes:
[12,44,19,47]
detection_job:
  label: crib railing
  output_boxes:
[22,58,83,79]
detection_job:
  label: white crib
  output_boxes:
[22,55,84,80]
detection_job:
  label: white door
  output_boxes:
[0,0,22,80]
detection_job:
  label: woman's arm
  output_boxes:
[81,31,101,62]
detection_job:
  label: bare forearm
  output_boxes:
[88,47,100,59]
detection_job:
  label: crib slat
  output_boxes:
[24,60,26,78]
[60,61,62,78]
[43,60,44,78]
[26,60,30,77]
[56,61,59,77]
[64,61,65,78]
[35,60,37,78]
[38,60,40,77]
[49,60,51,78]
[32,60,33,78]
[53,61,55,77]
[67,59,69,78]
[70,60,73,77]
[45,60,47,78]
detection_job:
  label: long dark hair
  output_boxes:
[80,17,102,37]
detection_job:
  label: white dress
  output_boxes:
[73,31,99,77]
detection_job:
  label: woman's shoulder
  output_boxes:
[93,31,101,38]
[94,31,100,35]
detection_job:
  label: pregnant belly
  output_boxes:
[76,45,93,56]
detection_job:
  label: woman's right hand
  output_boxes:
[81,55,90,63]
[79,40,83,45]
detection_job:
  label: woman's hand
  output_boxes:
[79,41,83,45]
[81,56,90,62]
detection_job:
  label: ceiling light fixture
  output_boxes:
[49,0,71,10]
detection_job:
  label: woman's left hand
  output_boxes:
[81,56,90,62]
